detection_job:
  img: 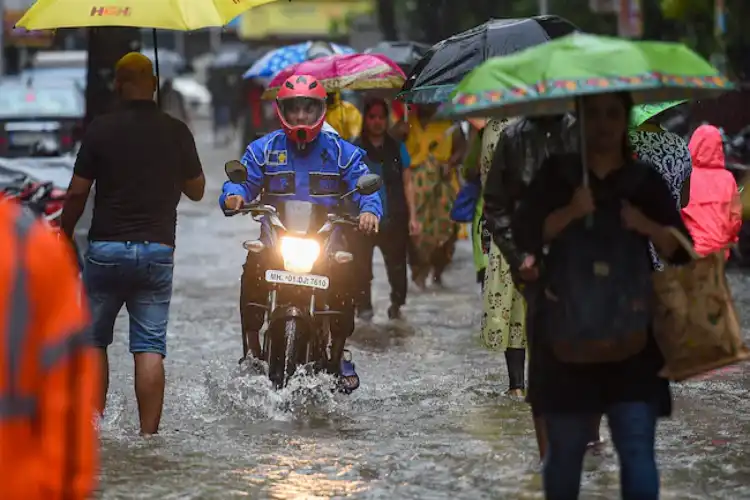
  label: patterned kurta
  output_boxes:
[479,118,527,351]
[406,117,460,278]
[630,129,692,269]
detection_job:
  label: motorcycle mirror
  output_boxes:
[355,174,382,196]
[224,160,247,184]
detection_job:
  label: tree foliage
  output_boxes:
[658,0,750,79]
[395,0,617,44]
[660,0,707,20]
[383,0,748,79]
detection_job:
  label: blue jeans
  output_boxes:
[543,402,659,500]
[83,241,174,356]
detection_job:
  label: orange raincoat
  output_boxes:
[0,199,98,499]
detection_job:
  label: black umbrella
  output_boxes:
[401,15,578,104]
[365,40,432,74]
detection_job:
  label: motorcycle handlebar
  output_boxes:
[223,203,362,232]
[222,203,276,217]
[328,214,359,226]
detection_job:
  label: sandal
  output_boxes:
[506,388,525,399]
[338,349,360,393]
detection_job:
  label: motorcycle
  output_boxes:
[1,173,84,269]
[724,125,750,177]
[722,126,750,268]
[222,160,382,388]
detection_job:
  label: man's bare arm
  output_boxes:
[183,174,206,201]
[178,121,205,201]
[60,175,93,239]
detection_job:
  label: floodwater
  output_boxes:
[96,132,750,499]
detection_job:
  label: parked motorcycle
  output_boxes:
[715,126,750,268]
[222,160,382,388]
[724,125,750,174]
[1,174,83,268]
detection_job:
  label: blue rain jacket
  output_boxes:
[219,130,382,219]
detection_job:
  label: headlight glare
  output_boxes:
[280,236,321,273]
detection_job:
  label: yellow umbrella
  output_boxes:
[16,0,277,105]
[15,0,278,31]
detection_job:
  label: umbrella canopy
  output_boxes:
[401,15,578,104]
[262,53,406,99]
[365,41,431,73]
[15,0,276,31]
[243,42,355,80]
[630,100,686,128]
[15,0,270,107]
[437,33,732,121]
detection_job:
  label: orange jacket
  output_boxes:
[0,199,98,499]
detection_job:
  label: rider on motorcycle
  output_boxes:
[220,75,382,391]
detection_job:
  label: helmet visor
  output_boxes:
[278,97,325,127]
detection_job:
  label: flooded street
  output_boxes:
[97,127,750,499]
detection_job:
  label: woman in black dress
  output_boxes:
[512,92,692,500]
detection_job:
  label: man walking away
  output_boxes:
[0,199,99,499]
[60,52,205,435]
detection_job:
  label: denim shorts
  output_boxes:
[83,241,174,356]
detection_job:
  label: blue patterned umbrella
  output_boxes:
[243,41,355,79]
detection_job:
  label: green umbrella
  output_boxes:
[437,33,732,120]
[630,100,686,128]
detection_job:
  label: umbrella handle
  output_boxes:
[577,97,593,229]
[153,29,161,107]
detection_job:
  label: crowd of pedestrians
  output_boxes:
[3,39,745,499]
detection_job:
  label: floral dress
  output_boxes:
[406,118,460,281]
[479,118,527,351]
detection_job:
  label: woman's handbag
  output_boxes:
[652,228,750,381]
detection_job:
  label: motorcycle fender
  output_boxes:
[268,306,315,331]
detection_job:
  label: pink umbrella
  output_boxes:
[262,53,407,99]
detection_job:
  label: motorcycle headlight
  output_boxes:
[280,236,321,274]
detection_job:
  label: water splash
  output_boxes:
[203,358,340,422]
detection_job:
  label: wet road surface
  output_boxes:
[96,129,750,499]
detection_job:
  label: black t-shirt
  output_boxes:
[74,100,203,246]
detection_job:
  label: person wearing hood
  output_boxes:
[326,91,362,141]
[682,124,742,257]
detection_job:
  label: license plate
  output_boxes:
[10,132,48,146]
[265,269,330,290]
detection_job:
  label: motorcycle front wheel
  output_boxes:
[266,317,308,389]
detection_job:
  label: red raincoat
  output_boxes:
[682,124,742,257]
